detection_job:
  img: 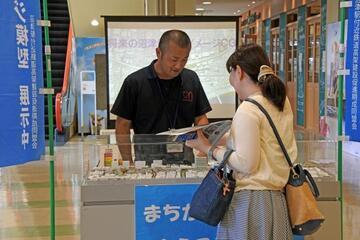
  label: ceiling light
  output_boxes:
[202,1,212,4]
[252,1,256,3]
[91,19,99,26]
[248,4,250,7]
[233,12,237,15]
[196,7,205,11]
[237,9,241,12]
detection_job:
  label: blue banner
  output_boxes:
[264,19,271,58]
[297,6,306,127]
[0,0,44,166]
[319,0,327,117]
[135,184,217,240]
[345,0,360,141]
[279,13,287,82]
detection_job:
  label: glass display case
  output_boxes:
[80,132,340,240]
[296,131,337,180]
[82,134,211,181]
[81,134,212,240]
[295,131,340,240]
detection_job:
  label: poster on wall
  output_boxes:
[326,22,338,104]
[0,0,45,167]
[75,38,105,134]
[345,0,360,141]
[326,22,347,116]
[323,21,348,139]
[325,22,340,138]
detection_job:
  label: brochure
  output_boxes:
[157,120,232,143]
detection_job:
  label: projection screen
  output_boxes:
[105,16,239,121]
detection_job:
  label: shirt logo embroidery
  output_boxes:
[182,91,193,102]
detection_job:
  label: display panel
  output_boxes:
[105,17,238,120]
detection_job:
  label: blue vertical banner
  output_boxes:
[319,0,327,117]
[0,1,45,166]
[345,0,360,141]
[297,5,306,127]
[279,13,287,82]
[135,184,217,240]
[264,18,271,57]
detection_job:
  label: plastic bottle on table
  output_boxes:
[104,148,113,167]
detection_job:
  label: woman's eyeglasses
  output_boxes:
[228,66,235,73]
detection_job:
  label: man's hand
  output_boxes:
[115,117,133,164]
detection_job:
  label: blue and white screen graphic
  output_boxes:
[107,21,237,120]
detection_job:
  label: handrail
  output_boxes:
[55,23,73,133]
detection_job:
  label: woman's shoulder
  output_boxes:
[240,95,268,114]
[236,97,265,122]
[244,95,292,114]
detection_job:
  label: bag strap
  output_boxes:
[207,123,232,161]
[244,98,294,168]
[205,121,233,175]
[244,98,322,197]
[216,149,234,182]
[218,149,234,169]
[304,169,320,197]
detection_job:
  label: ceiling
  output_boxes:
[194,0,264,16]
[67,0,264,37]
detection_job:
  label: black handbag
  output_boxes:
[189,149,236,226]
[245,98,325,235]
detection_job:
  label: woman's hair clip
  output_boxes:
[257,65,275,83]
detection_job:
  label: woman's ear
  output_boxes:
[236,65,244,80]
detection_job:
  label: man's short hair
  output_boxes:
[158,30,191,51]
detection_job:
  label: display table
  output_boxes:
[81,134,341,240]
[80,174,340,240]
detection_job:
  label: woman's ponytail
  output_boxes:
[257,65,286,111]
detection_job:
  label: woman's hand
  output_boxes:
[185,130,211,155]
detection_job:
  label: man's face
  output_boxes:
[156,41,190,79]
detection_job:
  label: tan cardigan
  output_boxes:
[213,93,297,192]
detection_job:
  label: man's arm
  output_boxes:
[194,114,209,126]
[115,117,133,164]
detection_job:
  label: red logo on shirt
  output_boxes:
[182,91,193,102]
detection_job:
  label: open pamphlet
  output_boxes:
[157,120,232,144]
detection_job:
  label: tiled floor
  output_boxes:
[343,152,360,240]
[0,143,83,240]
[0,138,359,239]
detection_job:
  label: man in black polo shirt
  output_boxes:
[111,29,212,165]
